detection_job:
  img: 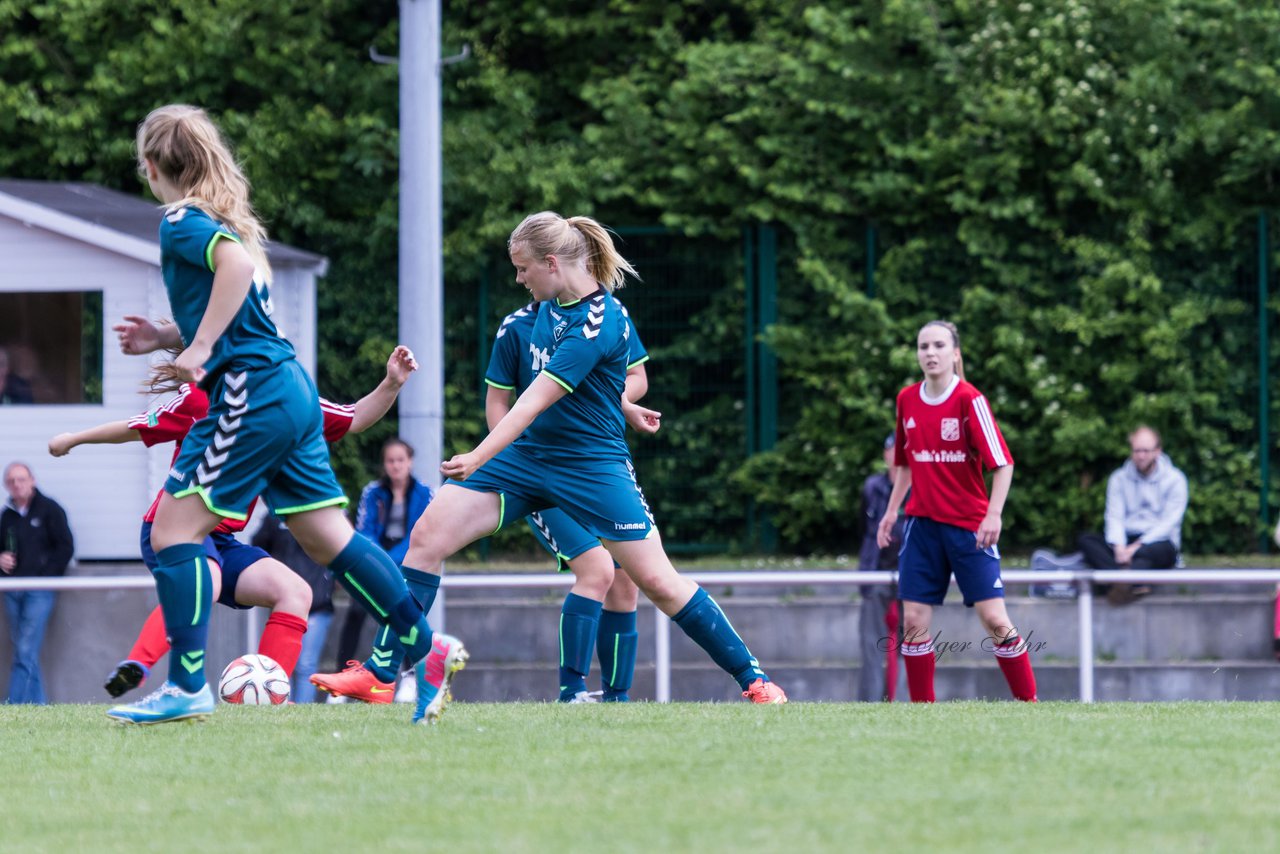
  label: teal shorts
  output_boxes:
[527,508,603,572]
[453,443,655,542]
[165,360,348,520]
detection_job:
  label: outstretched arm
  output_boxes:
[113,315,182,355]
[349,345,419,434]
[49,421,141,457]
[442,373,565,481]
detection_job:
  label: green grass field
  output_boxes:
[2,701,1276,853]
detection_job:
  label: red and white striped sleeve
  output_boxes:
[320,398,357,443]
[969,392,1013,469]
[125,384,209,447]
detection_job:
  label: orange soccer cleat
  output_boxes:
[309,661,395,704]
[743,678,788,705]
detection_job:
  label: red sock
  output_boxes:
[258,612,308,676]
[884,601,901,702]
[994,637,1038,702]
[1273,588,1280,639]
[126,606,171,668]
[901,637,936,702]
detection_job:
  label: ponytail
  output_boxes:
[509,211,639,292]
[137,104,272,282]
[144,346,187,395]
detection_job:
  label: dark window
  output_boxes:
[0,291,103,405]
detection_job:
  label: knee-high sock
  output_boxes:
[559,593,602,700]
[127,605,171,669]
[153,543,213,694]
[672,587,766,691]
[258,612,308,676]
[901,637,936,703]
[328,535,432,665]
[364,567,442,681]
[597,608,638,701]
[994,636,1038,702]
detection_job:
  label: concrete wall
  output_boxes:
[5,572,1280,704]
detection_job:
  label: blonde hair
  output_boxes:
[920,319,965,382]
[508,211,638,292]
[145,348,187,395]
[137,105,272,281]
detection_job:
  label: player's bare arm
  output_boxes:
[113,315,182,355]
[442,373,566,481]
[49,421,143,457]
[350,346,419,433]
[976,464,1014,550]
[176,239,257,383]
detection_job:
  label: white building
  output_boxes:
[0,179,327,559]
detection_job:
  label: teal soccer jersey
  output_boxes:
[515,289,635,461]
[484,297,650,562]
[457,289,657,541]
[485,297,648,397]
[160,205,294,387]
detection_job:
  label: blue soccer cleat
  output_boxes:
[106,681,215,725]
[412,633,468,725]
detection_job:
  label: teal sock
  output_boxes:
[597,609,638,701]
[153,543,213,693]
[559,593,602,701]
[672,587,766,691]
[363,567,442,681]
[329,534,433,664]
[403,567,441,613]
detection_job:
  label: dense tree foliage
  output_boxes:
[3,0,1278,553]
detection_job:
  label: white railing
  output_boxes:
[6,568,1280,703]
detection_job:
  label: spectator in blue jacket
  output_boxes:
[332,439,434,669]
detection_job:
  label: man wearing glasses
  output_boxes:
[1078,426,1188,605]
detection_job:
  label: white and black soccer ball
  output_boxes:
[218,653,290,705]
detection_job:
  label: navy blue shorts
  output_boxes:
[897,516,1004,607]
[139,522,268,610]
[208,531,270,610]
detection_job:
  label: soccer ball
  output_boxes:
[218,654,290,705]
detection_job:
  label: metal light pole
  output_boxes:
[398,0,445,628]
[397,0,443,496]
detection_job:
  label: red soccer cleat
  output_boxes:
[743,678,788,705]
[309,661,395,704]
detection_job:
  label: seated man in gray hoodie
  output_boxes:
[1078,425,1188,604]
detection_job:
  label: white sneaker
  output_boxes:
[566,690,603,704]
[394,670,417,704]
[325,693,349,704]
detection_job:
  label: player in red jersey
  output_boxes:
[876,320,1036,702]
[47,345,417,698]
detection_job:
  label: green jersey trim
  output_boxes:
[171,484,249,521]
[484,378,516,390]
[274,496,349,515]
[626,354,651,370]
[203,231,242,272]
[556,296,584,308]
[543,371,574,393]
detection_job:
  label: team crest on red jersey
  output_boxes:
[941,418,960,442]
